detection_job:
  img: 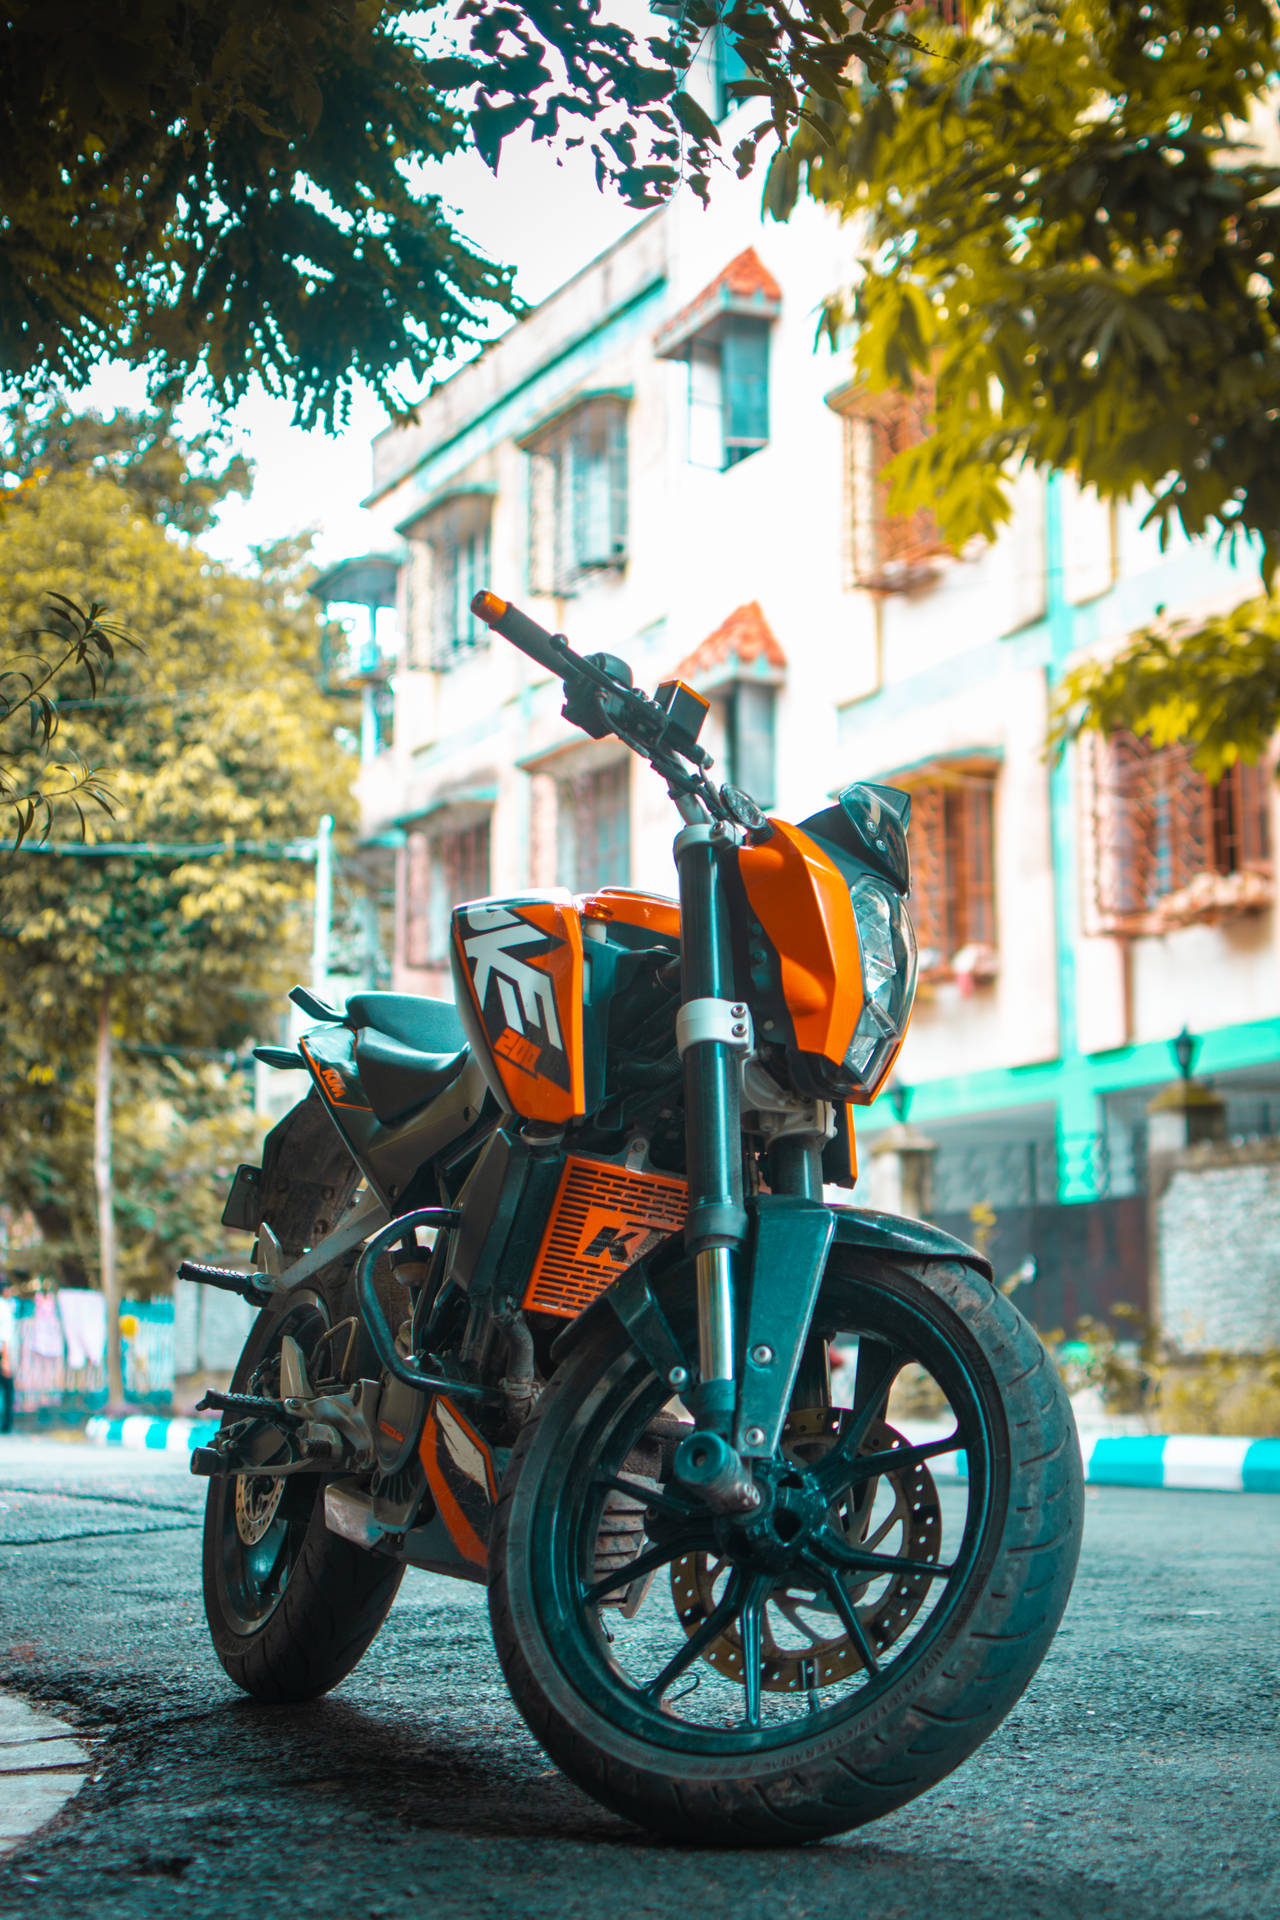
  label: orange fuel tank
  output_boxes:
[450,895,587,1124]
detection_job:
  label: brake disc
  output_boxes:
[670,1419,942,1694]
[234,1473,285,1546]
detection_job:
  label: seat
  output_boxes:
[352,1028,469,1126]
[345,991,466,1056]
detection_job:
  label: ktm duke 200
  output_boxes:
[184,591,1083,1845]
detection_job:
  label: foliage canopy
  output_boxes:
[0,409,353,1289]
[775,0,1280,764]
[1,1,914,431]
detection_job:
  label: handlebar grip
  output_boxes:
[471,591,565,677]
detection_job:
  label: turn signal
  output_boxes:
[472,590,508,623]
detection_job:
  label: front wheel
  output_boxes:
[489,1253,1082,1845]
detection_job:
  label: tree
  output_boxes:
[0,397,257,842]
[0,415,354,1402]
[774,0,1280,768]
[1,1,918,431]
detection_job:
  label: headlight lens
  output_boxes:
[842,876,917,1093]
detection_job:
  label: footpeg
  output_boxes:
[177,1260,273,1307]
[673,1430,761,1513]
[195,1389,304,1427]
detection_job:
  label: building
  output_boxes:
[345,103,1280,1331]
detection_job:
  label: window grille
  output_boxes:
[428,497,491,669]
[527,399,629,596]
[906,770,998,973]
[557,761,631,891]
[838,382,949,592]
[405,816,491,966]
[1085,734,1273,934]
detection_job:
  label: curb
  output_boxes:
[84,1415,218,1456]
[0,1692,92,1860]
[82,1413,1280,1492]
[907,1423,1280,1493]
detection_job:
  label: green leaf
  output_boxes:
[670,90,722,146]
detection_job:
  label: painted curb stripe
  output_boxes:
[1243,1437,1280,1492]
[897,1426,1279,1493]
[85,1416,219,1452]
[81,1415,1280,1492]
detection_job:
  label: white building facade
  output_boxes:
[347,141,1280,1327]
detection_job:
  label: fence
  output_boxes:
[4,1291,174,1420]
[925,1129,1150,1333]
[929,1127,1148,1213]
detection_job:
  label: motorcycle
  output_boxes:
[182,589,1083,1845]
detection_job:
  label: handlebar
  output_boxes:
[470,590,717,798]
[471,591,568,681]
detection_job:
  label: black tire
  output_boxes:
[489,1253,1083,1845]
[202,1285,404,1704]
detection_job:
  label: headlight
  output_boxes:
[842,877,917,1097]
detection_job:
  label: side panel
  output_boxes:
[737,821,863,1065]
[414,1395,499,1576]
[451,897,587,1123]
[523,1156,688,1319]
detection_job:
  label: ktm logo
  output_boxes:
[319,1067,347,1101]
[580,1224,650,1264]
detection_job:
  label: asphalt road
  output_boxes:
[0,1434,1276,1920]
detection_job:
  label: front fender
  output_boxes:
[830,1206,993,1284]
[549,1203,992,1434]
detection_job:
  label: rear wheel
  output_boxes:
[489,1253,1082,1844]
[202,1194,404,1704]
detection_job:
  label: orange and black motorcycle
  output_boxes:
[184,592,1082,1845]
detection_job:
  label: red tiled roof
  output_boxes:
[674,602,788,683]
[654,249,783,359]
[714,248,782,304]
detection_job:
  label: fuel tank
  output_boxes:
[450,888,681,1125]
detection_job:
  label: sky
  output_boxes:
[72,138,649,584]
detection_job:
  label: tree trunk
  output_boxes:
[95,985,123,1410]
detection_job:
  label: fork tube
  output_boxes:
[675,822,747,1429]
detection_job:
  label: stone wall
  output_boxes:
[1158,1137,1280,1351]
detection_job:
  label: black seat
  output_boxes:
[345,991,466,1056]
[352,1028,469,1126]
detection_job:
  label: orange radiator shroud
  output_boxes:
[522,1156,689,1319]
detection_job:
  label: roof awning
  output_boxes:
[672,601,788,691]
[653,249,782,361]
[310,553,401,608]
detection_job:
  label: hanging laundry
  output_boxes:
[57,1290,107,1370]
[28,1293,65,1360]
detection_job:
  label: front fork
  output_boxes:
[672,821,833,1510]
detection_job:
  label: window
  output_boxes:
[405,493,492,670]
[557,761,631,890]
[835,383,949,592]
[405,816,491,966]
[1087,735,1273,935]
[723,680,776,808]
[712,19,748,120]
[906,770,998,977]
[689,317,771,470]
[654,249,781,472]
[526,398,628,596]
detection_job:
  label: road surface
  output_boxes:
[0,1434,1276,1919]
